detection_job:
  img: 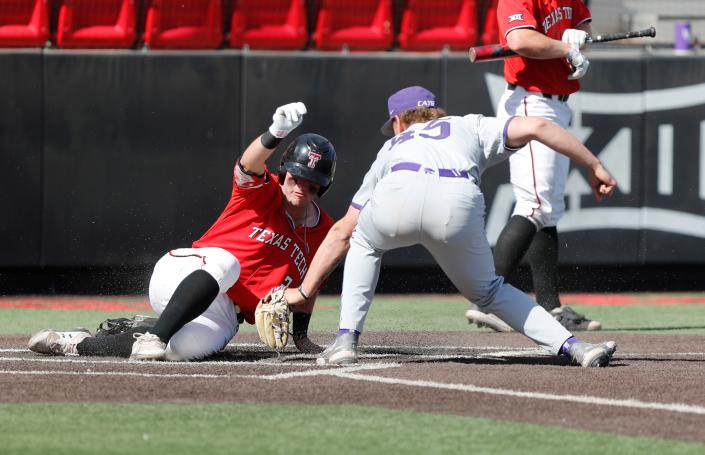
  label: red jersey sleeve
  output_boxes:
[497,0,536,43]
[572,0,591,27]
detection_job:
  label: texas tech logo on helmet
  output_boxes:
[307,152,321,168]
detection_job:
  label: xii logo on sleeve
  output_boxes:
[507,13,524,23]
[307,152,321,168]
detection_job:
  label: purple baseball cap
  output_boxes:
[380,86,437,136]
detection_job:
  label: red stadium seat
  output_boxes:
[398,0,478,51]
[481,0,499,44]
[56,0,137,49]
[0,0,49,48]
[313,0,393,51]
[144,0,223,49]
[229,0,307,50]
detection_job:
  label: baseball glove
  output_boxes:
[255,288,291,349]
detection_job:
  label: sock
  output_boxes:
[493,215,537,278]
[560,336,579,356]
[526,226,561,312]
[76,327,147,357]
[151,269,220,343]
[292,312,312,340]
[337,328,360,338]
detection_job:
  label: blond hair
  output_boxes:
[399,107,448,126]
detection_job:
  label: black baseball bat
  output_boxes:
[469,26,656,62]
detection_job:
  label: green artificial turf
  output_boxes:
[4,296,705,336]
[1,403,703,455]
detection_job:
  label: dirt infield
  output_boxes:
[2,331,704,443]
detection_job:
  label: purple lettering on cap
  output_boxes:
[380,86,437,137]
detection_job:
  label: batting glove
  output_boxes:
[562,29,588,48]
[567,44,590,80]
[269,102,307,138]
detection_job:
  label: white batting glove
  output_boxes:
[269,102,307,138]
[562,28,588,48]
[566,44,590,80]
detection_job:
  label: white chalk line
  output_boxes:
[245,363,400,380]
[0,355,317,367]
[2,345,705,416]
[331,371,705,416]
[0,369,225,379]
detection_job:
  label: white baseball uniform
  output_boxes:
[498,85,572,228]
[342,115,572,354]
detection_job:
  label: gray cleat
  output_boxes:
[28,328,91,356]
[465,304,514,332]
[567,340,617,367]
[316,332,358,365]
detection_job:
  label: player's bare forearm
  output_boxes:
[239,135,276,176]
[284,206,360,306]
[506,28,572,59]
[507,117,616,199]
[507,117,596,167]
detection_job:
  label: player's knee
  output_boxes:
[165,332,218,361]
[468,276,504,309]
[200,247,241,293]
[521,212,547,231]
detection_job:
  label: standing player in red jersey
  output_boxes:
[466,0,602,332]
[28,101,337,360]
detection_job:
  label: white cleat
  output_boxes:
[316,332,358,365]
[130,332,167,361]
[28,329,91,356]
[465,304,514,332]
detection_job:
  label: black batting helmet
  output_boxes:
[279,133,336,197]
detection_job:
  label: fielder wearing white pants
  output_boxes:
[148,247,241,361]
[497,85,572,228]
[340,113,573,355]
[341,170,571,354]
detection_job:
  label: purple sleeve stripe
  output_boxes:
[350,201,365,210]
[503,116,523,151]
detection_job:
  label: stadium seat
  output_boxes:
[312,0,393,51]
[398,0,478,51]
[144,0,223,49]
[481,0,498,44]
[56,0,137,49]
[229,0,307,50]
[0,0,49,48]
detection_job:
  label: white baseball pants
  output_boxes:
[148,247,240,361]
[340,171,571,354]
[498,85,573,229]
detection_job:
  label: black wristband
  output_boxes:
[260,131,282,149]
[297,284,310,301]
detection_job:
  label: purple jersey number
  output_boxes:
[390,118,451,149]
[419,118,451,140]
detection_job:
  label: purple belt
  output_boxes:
[390,162,471,179]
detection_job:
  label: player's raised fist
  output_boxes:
[269,102,307,138]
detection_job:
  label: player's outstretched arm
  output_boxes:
[284,206,360,306]
[506,116,616,201]
[240,102,307,175]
